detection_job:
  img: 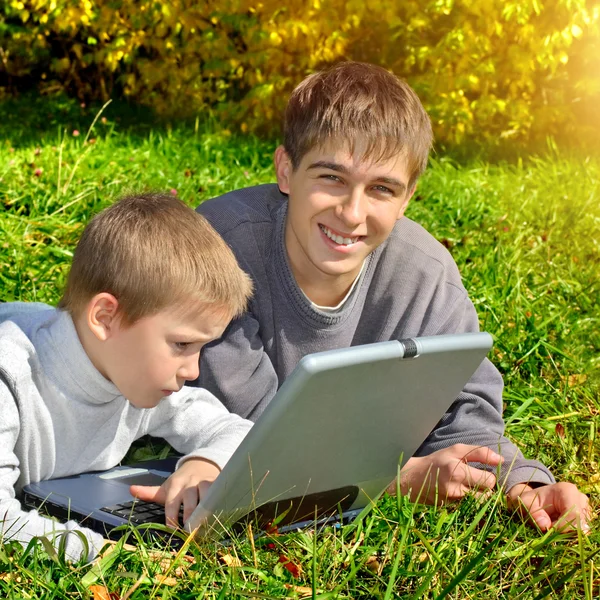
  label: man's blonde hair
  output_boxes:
[283,61,433,190]
[59,192,253,325]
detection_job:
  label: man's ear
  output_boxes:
[396,185,417,220]
[274,145,293,194]
[86,293,121,342]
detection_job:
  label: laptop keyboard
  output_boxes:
[100,500,183,525]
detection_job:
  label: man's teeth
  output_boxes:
[320,225,359,245]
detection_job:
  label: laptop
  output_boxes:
[23,332,493,540]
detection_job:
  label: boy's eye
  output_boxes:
[173,342,190,351]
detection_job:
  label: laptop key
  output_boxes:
[100,500,185,524]
[130,512,157,523]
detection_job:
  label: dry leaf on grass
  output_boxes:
[365,554,380,574]
[90,585,119,600]
[146,550,194,577]
[560,374,588,386]
[218,552,242,567]
[283,583,317,597]
[152,575,178,587]
[0,573,24,583]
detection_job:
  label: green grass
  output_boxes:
[0,96,599,599]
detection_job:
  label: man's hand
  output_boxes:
[393,444,504,505]
[506,482,591,533]
[130,458,220,527]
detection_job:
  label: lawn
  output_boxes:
[0,96,599,599]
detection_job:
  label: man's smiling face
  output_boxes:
[276,141,414,303]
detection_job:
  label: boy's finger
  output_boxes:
[182,486,199,523]
[165,495,183,527]
[130,484,164,503]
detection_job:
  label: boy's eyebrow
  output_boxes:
[307,161,407,192]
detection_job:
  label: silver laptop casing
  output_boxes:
[187,333,493,536]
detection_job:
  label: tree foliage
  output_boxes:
[1,0,598,147]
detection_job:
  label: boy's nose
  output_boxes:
[178,355,200,382]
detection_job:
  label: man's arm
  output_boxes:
[0,383,104,562]
[399,291,591,531]
[411,289,554,489]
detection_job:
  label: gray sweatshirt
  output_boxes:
[0,303,252,561]
[196,184,555,492]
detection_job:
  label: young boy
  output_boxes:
[195,62,590,532]
[0,192,254,561]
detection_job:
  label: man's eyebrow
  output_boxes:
[374,176,406,192]
[307,160,350,173]
[307,161,407,192]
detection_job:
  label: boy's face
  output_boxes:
[276,141,414,296]
[100,305,229,409]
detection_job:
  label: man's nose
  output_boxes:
[337,188,367,227]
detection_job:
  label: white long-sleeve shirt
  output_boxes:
[0,303,252,561]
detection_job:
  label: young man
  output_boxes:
[0,193,253,561]
[196,62,590,532]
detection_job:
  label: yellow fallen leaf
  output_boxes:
[90,585,116,600]
[218,552,242,567]
[153,575,177,586]
[560,373,588,386]
[283,583,319,596]
[568,374,588,386]
[0,573,23,583]
[365,554,380,574]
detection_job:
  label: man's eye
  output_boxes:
[321,174,341,182]
[372,185,394,195]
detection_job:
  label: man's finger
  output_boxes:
[518,492,552,531]
[130,484,164,503]
[461,465,497,490]
[459,445,504,467]
[553,501,592,533]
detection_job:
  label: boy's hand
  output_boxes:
[393,444,504,505]
[130,458,220,527]
[506,482,591,533]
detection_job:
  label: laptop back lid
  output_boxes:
[188,332,493,535]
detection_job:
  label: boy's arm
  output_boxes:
[197,314,279,421]
[0,383,104,562]
[145,386,253,470]
[139,387,253,524]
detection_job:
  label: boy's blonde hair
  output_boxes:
[59,192,253,325]
[283,61,433,190]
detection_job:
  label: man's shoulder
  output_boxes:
[197,184,283,236]
[384,218,465,287]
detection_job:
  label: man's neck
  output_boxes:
[293,266,362,307]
